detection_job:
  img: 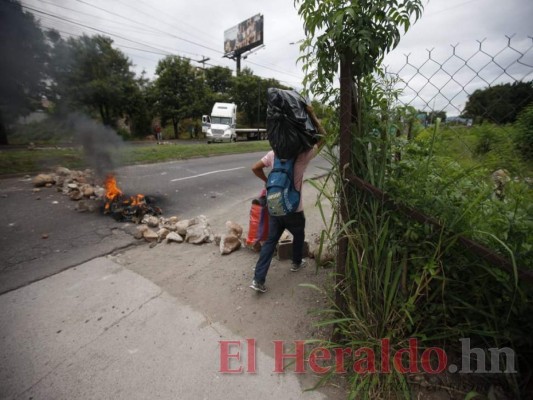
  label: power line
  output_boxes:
[73,0,161,35]
[22,2,305,85]
[244,59,303,80]
[23,2,206,59]
[73,0,223,56]
[53,27,170,63]
[47,26,303,87]
[36,0,163,36]
[23,0,206,56]
[21,4,200,58]
[116,0,220,48]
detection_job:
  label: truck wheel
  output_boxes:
[207,141,211,144]
[232,136,237,143]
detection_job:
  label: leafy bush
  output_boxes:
[312,99,533,398]
[474,124,501,155]
[514,104,533,161]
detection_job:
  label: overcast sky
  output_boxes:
[22,0,533,113]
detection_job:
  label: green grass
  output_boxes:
[418,124,533,177]
[0,148,85,175]
[0,141,272,176]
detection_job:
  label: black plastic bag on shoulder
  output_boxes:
[266,88,318,160]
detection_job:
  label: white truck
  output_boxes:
[203,102,267,144]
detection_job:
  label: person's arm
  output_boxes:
[251,159,268,183]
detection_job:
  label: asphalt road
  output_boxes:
[0,150,330,294]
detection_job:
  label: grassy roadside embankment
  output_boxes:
[0,141,272,176]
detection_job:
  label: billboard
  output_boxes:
[224,14,263,56]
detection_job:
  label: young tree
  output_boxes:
[49,35,138,127]
[297,0,423,100]
[152,56,205,138]
[205,66,234,101]
[296,3,424,396]
[231,68,262,127]
[125,72,153,138]
[0,0,49,145]
[231,68,289,127]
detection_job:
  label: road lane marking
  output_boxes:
[170,167,245,182]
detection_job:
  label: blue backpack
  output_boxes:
[266,157,300,216]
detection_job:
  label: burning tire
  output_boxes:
[104,174,161,222]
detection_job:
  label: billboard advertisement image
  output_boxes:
[224,14,263,56]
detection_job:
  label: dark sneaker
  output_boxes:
[290,259,308,272]
[250,280,267,293]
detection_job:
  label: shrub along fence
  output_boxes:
[314,36,532,398]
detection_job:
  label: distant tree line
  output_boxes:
[2,0,531,146]
[462,81,533,124]
[0,0,290,144]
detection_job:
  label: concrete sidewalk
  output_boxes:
[0,179,344,400]
[0,257,334,400]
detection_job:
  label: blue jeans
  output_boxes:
[253,211,306,284]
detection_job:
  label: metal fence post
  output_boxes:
[335,51,354,334]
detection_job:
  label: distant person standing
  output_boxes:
[154,125,162,144]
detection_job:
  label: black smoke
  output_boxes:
[69,113,123,178]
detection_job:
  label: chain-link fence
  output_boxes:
[390,36,533,120]
[334,37,533,279]
[377,36,533,275]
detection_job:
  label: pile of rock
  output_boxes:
[134,214,244,255]
[32,167,105,209]
[31,167,245,256]
[215,221,243,255]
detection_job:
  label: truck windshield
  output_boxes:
[211,117,232,125]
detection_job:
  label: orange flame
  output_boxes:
[131,194,145,206]
[105,174,122,199]
[104,174,123,210]
[104,174,148,212]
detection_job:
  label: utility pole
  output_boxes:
[195,56,210,70]
[223,53,242,76]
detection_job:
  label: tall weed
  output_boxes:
[310,79,533,398]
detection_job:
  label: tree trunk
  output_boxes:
[333,51,354,342]
[0,115,8,145]
[172,117,179,139]
[104,105,111,126]
[407,119,414,141]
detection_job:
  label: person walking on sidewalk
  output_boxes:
[250,105,327,293]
